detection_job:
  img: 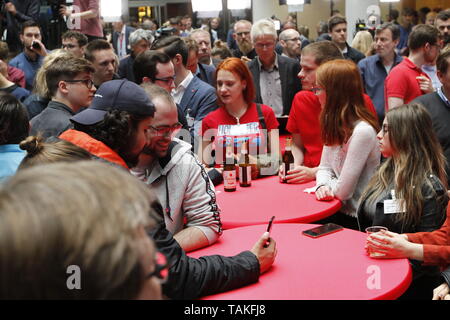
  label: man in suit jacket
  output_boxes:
[151,36,217,147]
[183,36,216,87]
[112,17,135,60]
[248,19,301,116]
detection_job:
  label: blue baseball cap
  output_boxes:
[71,79,155,125]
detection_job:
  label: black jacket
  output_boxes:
[357,174,448,280]
[248,54,301,116]
[29,100,74,139]
[442,266,450,287]
[148,200,260,300]
[344,43,365,64]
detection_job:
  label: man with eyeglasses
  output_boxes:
[151,36,217,150]
[232,20,257,62]
[59,79,277,300]
[131,84,222,252]
[30,55,95,139]
[279,29,302,61]
[248,19,301,117]
[61,31,88,59]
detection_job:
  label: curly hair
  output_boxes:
[73,110,146,152]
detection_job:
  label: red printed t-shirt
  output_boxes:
[384,57,430,111]
[201,103,279,163]
[287,90,377,168]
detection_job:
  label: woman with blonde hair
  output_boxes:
[23,49,74,119]
[351,30,373,56]
[314,59,380,229]
[359,102,448,299]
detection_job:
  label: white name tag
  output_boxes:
[383,199,404,215]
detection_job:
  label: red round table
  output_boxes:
[216,176,341,229]
[190,224,412,300]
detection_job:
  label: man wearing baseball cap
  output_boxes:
[59,79,155,169]
[59,78,277,301]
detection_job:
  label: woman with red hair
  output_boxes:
[200,57,279,177]
[314,59,380,229]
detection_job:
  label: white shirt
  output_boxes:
[172,71,194,104]
[117,25,127,60]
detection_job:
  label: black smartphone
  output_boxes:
[302,223,343,238]
[264,216,275,248]
[31,41,40,50]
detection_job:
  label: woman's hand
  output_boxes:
[315,185,334,201]
[366,230,421,259]
[433,283,450,300]
[283,165,316,184]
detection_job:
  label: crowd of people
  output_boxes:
[0,1,450,300]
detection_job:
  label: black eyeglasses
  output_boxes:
[64,79,95,89]
[146,251,169,284]
[148,122,183,136]
[154,76,176,84]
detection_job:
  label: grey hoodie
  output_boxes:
[132,138,222,244]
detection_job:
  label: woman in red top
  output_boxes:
[200,57,279,176]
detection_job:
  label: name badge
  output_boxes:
[383,199,404,215]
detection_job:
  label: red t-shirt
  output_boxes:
[201,103,279,163]
[287,91,377,168]
[384,57,430,110]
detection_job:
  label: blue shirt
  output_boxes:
[358,53,403,121]
[0,144,26,182]
[9,52,44,91]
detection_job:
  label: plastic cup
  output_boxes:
[365,226,388,257]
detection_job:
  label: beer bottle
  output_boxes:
[281,137,295,183]
[223,141,236,192]
[239,140,251,187]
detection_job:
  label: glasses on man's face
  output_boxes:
[154,76,176,84]
[285,37,301,42]
[146,251,169,284]
[64,79,95,89]
[311,87,324,96]
[149,122,182,137]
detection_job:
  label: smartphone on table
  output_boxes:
[302,223,343,238]
[264,216,275,248]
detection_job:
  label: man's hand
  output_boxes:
[30,39,47,57]
[416,76,434,94]
[279,165,316,184]
[5,2,17,16]
[59,5,70,18]
[433,283,450,300]
[250,232,277,274]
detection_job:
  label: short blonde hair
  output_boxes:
[33,49,74,98]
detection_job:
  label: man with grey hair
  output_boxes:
[118,28,154,82]
[279,28,302,60]
[247,19,301,117]
[190,28,220,67]
[358,22,403,122]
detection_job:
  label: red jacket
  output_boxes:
[59,129,129,169]
[406,205,450,268]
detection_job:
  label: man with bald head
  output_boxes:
[131,84,222,253]
[279,29,302,60]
